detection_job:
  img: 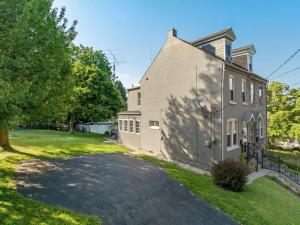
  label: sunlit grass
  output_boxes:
[139,155,300,225]
[0,129,128,225]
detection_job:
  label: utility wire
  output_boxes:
[266,49,300,78]
[270,66,300,80]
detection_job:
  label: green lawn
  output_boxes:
[0,129,128,225]
[2,130,300,225]
[139,155,300,225]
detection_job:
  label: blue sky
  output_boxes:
[54,0,300,88]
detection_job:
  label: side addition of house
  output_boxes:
[118,28,267,169]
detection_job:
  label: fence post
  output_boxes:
[256,153,259,172]
[278,157,281,173]
[261,151,264,168]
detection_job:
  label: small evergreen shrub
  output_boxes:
[211,159,249,192]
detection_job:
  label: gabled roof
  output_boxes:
[232,44,256,55]
[191,27,236,45]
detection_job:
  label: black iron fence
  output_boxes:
[245,143,300,185]
[262,154,300,185]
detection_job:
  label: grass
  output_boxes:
[267,149,300,159]
[139,155,300,225]
[0,129,128,225]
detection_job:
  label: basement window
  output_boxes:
[149,120,159,129]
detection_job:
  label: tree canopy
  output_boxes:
[68,45,124,124]
[0,0,76,148]
[267,82,300,144]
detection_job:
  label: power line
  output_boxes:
[266,49,300,78]
[270,66,300,80]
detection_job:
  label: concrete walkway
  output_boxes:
[15,153,237,225]
[247,169,273,184]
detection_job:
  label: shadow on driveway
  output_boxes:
[15,153,237,225]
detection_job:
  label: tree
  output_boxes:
[115,80,127,110]
[289,88,300,142]
[267,82,300,144]
[68,45,123,129]
[0,0,76,150]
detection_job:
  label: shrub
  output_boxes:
[270,176,278,181]
[211,159,249,192]
[282,183,290,189]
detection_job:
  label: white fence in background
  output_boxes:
[77,122,114,134]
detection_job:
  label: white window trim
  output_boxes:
[224,40,232,62]
[135,120,140,134]
[242,79,246,103]
[258,117,264,139]
[124,120,128,133]
[250,82,254,104]
[119,120,123,132]
[227,118,239,151]
[129,119,134,133]
[229,75,236,103]
[149,120,159,129]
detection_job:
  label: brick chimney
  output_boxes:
[168,28,177,38]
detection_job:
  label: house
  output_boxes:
[118,28,267,169]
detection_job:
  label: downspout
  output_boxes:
[221,63,225,162]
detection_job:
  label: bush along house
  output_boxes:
[118,28,267,169]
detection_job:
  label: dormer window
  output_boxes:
[248,55,253,71]
[225,42,232,62]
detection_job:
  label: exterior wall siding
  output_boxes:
[232,54,248,69]
[223,67,267,160]
[118,114,141,150]
[117,32,267,170]
[140,36,223,167]
[197,39,225,60]
[127,88,141,111]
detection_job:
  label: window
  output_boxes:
[229,76,235,102]
[248,55,253,71]
[227,119,238,150]
[242,79,246,103]
[137,91,141,106]
[227,121,232,147]
[124,120,128,132]
[250,82,254,103]
[129,120,134,133]
[258,118,264,138]
[258,85,262,105]
[135,120,140,134]
[149,120,159,129]
[119,120,123,131]
[225,42,232,62]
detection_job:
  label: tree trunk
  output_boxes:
[0,128,12,151]
[69,117,74,132]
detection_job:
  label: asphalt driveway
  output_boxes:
[15,153,237,225]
